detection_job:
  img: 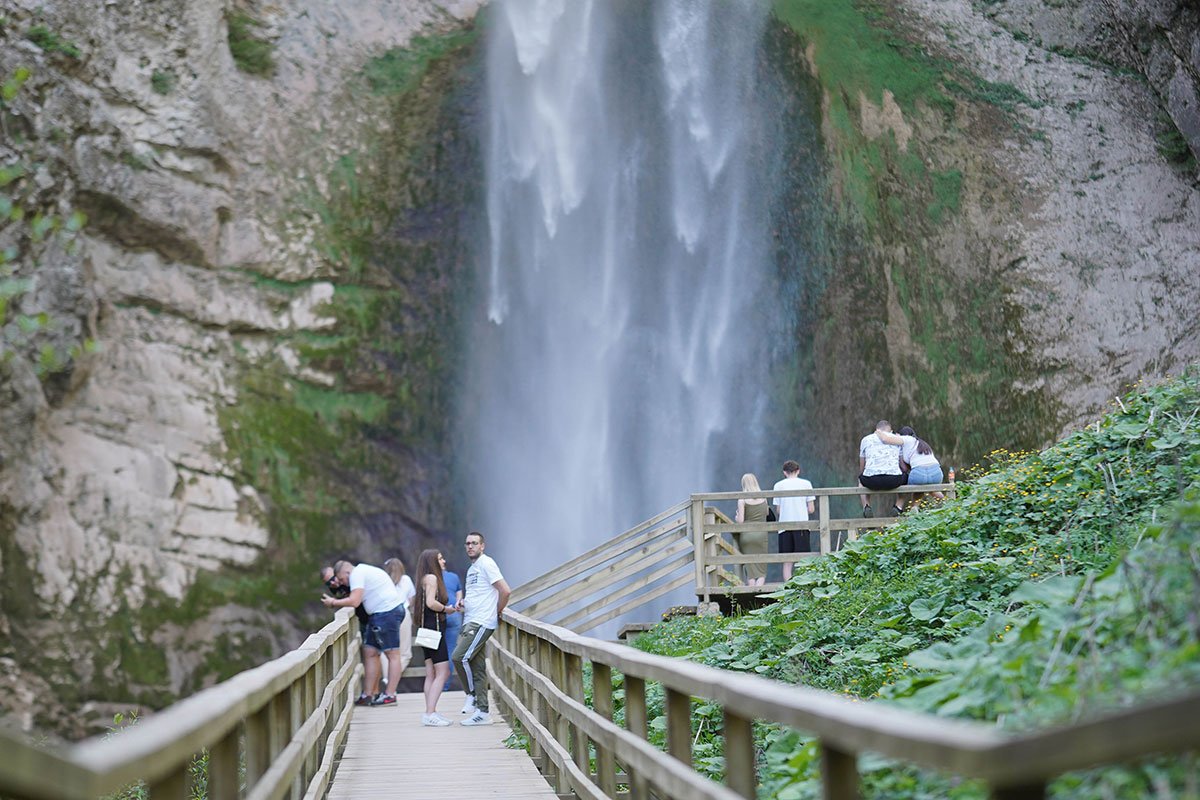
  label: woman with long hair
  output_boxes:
[383,557,416,683]
[879,426,945,505]
[735,473,770,586]
[413,548,453,726]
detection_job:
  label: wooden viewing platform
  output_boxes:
[326,691,555,799]
[3,483,1200,800]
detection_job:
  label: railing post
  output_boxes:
[624,675,651,800]
[522,630,545,769]
[820,742,858,800]
[990,783,1046,800]
[666,688,692,765]
[691,497,709,602]
[592,662,617,796]
[208,726,240,800]
[819,495,831,555]
[147,765,188,799]
[244,704,270,791]
[724,709,756,799]
[564,651,588,781]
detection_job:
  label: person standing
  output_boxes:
[321,560,406,706]
[858,420,907,517]
[773,460,816,581]
[383,557,417,685]
[453,531,511,726]
[734,473,771,586]
[413,549,454,726]
[440,554,463,691]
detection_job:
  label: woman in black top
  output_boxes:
[414,548,453,726]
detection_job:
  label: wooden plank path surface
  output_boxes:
[326,690,557,799]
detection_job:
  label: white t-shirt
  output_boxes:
[463,553,505,630]
[900,435,940,468]
[349,563,404,615]
[773,476,815,524]
[394,574,416,605]
[860,433,902,476]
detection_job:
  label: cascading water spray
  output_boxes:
[460,0,797,586]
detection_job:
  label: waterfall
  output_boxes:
[461,0,794,585]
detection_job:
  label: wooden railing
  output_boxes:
[0,608,361,800]
[692,484,956,600]
[490,607,1200,800]
[510,486,957,633]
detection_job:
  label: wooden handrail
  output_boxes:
[491,607,1200,799]
[0,608,361,800]
[693,483,956,500]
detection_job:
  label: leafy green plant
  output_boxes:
[227,13,275,77]
[24,24,81,59]
[631,369,1200,798]
[103,712,212,800]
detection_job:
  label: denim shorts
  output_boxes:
[908,464,944,485]
[362,605,405,651]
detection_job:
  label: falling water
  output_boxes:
[461,0,796,585]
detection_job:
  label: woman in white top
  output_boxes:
[877,427,944,502]
[383,557,416,682]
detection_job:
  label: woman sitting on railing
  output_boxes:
[735,473,771,587]
[877,426,945,505]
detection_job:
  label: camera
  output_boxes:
[325,578,350,599]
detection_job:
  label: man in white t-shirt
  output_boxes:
[451,531,511,726]
[321,560,406,707]
[858,420,907,517]
[773,460,816,581]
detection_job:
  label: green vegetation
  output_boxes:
[363,29,479,97]
[227,13,275,77]
[1,67,93,379]
[103,713,212,800]
[151,69,176,95]
[24,24,81,59]
[631,370,1200,798]
[1155,112,1196,168]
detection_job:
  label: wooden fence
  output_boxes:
[0,608,361,800]
[490,607,1200,800]
[510,485,956,631]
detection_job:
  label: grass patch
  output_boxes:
[227,13,275,77]
[24,24,80,59]
[150,69,176,95]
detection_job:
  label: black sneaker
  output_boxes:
[863,504,873,518]
[353,694,373,706]
[370,693,397,707]
[892,505,904,516]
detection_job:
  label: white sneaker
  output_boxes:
[461,695,476,714]
[422,713,451,727]
[461,711,492,726]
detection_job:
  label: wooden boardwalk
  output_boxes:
[326,690,557,799]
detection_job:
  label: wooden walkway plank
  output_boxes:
[325,691,556,799]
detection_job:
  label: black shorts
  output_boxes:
[859,472,907,491]
[419,637,449,664]
[779,529,810,553]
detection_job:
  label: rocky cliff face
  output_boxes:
[0,0,1196,741]
[771,0,1199,480]
[0,0,482,737]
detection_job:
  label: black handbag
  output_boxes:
[766,502,777,522]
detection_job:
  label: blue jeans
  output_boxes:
[908,465,944,485]
[442,614,462,689]
[362,605,405,651]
